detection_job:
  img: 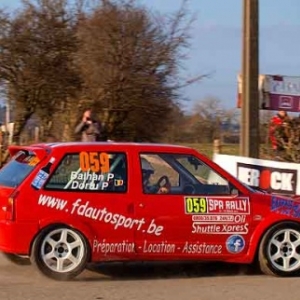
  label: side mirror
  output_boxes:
[231,188,239,195]
[188,156,202,171]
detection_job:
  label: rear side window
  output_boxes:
[0,150,40,188]
[44,151,127,193]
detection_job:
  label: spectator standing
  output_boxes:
[269,110,289,158]
[74,108,102,142]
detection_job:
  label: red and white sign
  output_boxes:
[237,74,300,112]
[206,198,250,214]
[213,154,300,196]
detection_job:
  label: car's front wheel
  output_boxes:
[259,222,300,276]
[30,225,90,280]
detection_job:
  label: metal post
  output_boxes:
[240,0,260,158]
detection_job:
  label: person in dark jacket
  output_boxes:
[74,109,101,142]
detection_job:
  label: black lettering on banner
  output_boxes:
[185,197,207,214]
[236,162,297,195]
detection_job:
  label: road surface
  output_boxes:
[0,255,298,300]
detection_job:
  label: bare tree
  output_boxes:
[0,0,81,143]
[0,0,205,146]
[75,0,203,141]
[179,97,239,143]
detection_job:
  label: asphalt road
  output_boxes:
[0,255,299,300]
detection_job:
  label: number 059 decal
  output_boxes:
[79,151,110,173]
[185,197,207,214]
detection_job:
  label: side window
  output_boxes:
[45,152,127,192]
[140,154,179,194]
[139,153,231,195]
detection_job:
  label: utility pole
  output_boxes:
[240,0,260,158]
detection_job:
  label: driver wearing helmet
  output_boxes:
[141,157,170,194]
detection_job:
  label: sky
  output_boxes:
[2,0,300,112]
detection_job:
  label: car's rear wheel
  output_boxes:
[30,225,90,281]
[259,222,300,276]
[2,253,31,265]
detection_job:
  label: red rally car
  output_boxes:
[0,141,299,280]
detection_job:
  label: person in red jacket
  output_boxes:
[269,110,289,157]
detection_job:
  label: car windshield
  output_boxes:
[175,155,229,185]
[0,150,40,188]
[175,154,255,193]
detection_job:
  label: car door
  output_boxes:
[134,151,253,260]
[175,153,253,258]
[133,152,194,258]
[39,147,137,261]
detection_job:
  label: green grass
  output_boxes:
[178,143,240,158]
[178,143,275,160]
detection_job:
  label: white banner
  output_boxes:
[213,154,300,196]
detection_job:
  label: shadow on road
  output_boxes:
[0,254,262,282]
[79,261,262,282]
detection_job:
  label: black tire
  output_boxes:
[258,221,300,277]
[30,225,90,281]
[2,253,31,266]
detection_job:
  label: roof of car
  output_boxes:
[30,141,193,151]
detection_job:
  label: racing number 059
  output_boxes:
[79,152,110,173]
[185,197,207,214]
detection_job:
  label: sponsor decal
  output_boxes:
[31,157,56,190]
[141,241,176,253]
[93,240,222,255]
[64,151,114,191]
[114,179,124,186]
[93,239,135,254]
[192,214,246,223]
[184,197,250,215]
[38,194,164,236]
[79,151,110,173]
[64,169,116,190]
[271,196,300,218]
[237,162,297,195]
[26,156,40,166]
[182,242,222,254]
[191,214,249,234]
[226,235,245,254]
[192,223,249,234]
